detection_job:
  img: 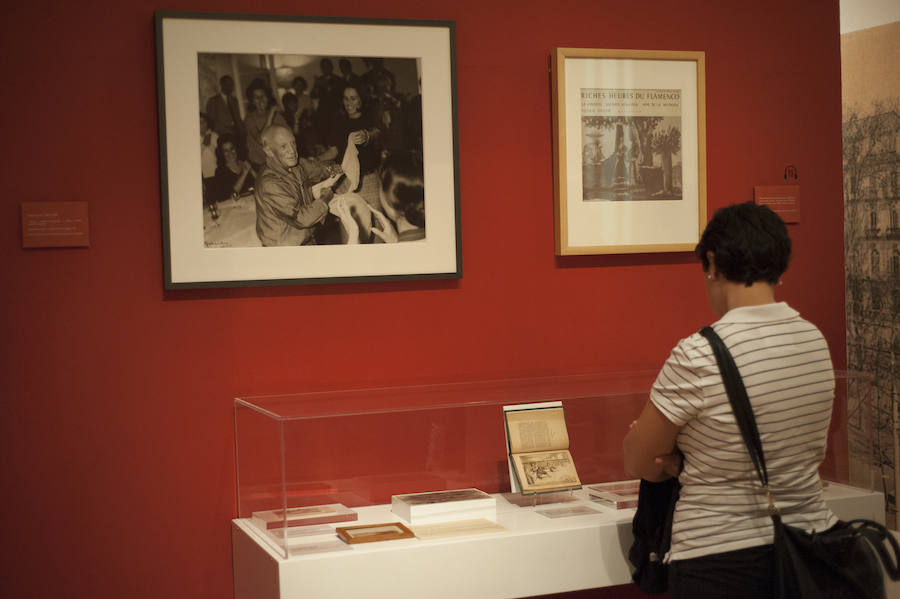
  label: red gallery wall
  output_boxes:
[0,1,844,597]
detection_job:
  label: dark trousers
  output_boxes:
[668,544,775,599]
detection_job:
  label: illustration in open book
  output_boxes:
[504,403,582,495]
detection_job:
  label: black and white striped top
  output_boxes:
[650,302,838,561]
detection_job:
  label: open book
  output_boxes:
[504,402,582,495]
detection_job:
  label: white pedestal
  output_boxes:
[232,482,885,599]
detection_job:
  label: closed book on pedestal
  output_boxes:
[391,488,496,524]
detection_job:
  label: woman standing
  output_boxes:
[623,202,837,598]
[321,86,381,210]
[243,82,287,173]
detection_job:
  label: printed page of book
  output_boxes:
[512,449,582,494]
[505,406,571,454]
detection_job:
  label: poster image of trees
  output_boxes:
[580,88,683,202]
[841,20,900,528]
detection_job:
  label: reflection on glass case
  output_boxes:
[587,480,640,509]
[234,371,873,558]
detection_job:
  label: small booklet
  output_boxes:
[503,402,582,495]
[251,503,357,530]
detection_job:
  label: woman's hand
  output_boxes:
[318,187,334,203]
[630,417,682,478]
[349,130,368,145]
[369,206,398,243]
[653,453,683,479]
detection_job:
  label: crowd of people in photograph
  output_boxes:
[199,56,423,245]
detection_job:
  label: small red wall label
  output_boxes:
[21,201,90,248]
[754,185,800,224]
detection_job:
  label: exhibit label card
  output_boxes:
[21,201,90,248]
[754,185,800,224]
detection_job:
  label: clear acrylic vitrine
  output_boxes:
[234,370,874,558]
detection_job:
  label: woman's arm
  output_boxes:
[231,161,252,196]
[317,146,339,162]
[362,126,380,144]
[623,401,681,481]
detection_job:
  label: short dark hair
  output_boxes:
[694,202,791,286]
[215,133,239,165]
[246,79,274,111]
[282,92,298,110]
[381,151,424,228]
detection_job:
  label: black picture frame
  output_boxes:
[155,11,460,288]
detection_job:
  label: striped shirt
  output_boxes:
[650,302,838,561]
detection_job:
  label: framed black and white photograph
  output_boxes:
[551,48,706,255]
[155,11,460,288]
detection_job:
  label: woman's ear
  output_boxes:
[706,251,717,278]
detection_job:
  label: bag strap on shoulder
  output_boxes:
[698,326,770,493]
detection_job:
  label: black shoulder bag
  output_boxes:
[699,325,900,599]
[628,476,680,593]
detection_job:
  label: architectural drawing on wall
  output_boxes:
[841,20,900,528]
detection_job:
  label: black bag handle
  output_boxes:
[851,520,900,581]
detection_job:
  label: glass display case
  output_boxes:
[234,370,875,559]
[821,370,877,490]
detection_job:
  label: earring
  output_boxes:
[706,274,713,280]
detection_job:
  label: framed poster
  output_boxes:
[551,48,706,255]
[155,11,460,288]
